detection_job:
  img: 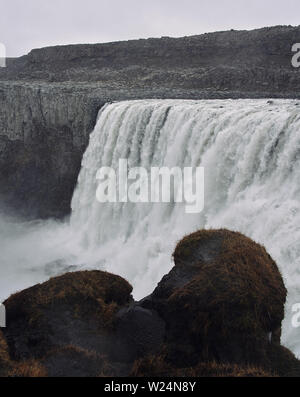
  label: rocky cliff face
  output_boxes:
[0,25,300,218]
[0,82,106,217]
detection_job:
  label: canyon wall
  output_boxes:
[0,25,300,218]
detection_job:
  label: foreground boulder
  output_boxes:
[3,271,135,376]
[137,229,300,376]
[1,229,300,377]
[144,230,286,361]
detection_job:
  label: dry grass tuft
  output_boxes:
[0,330,12,376]
[131,354,274,377]
[8,360,47,377]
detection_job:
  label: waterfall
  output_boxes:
[68,98,300,356]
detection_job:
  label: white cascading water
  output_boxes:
[0,99,299,357]
[70,99,300,356]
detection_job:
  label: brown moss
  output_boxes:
[0,330,12,376]
[131,355,274,377]
[4,270,133,329]
[1,330,47,377]
[0,331,10,363]
[131,354,172,377]
[8,360,48,377]
[187,362,274,377]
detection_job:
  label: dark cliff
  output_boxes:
[0,25,300,218]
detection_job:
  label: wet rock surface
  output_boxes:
[115,304,165,362]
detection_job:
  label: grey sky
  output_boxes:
[0,0,299,57]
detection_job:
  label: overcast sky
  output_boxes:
[0,0,299,57]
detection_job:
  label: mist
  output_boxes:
[0,212,77,302]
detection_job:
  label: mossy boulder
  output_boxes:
[142,229,294,372]
[2,271,134,376]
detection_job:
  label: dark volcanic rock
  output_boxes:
[115,304,165,362]
[1,25,300,217]
[1,270,165,377]
[136,229,300,376]
[1,25,300,92]
[0,83,106,218]
[2,271,136,376]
